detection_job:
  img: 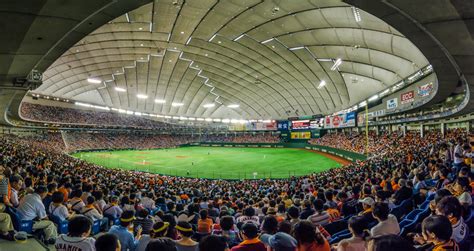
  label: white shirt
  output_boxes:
[68,198,85,212]
[17,193,47,221]
[49,204,70,221]
[82,206,103,221]
[370,214,400,237]
[103,204,123,218]
[10,188,19,207]
[454,144,464,164]
[141,197,156,210]
[452,217,468,243]
[55,234,96,251]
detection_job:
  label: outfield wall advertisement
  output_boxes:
[324,112,356,129]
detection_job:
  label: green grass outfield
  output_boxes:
[71,147,342,179]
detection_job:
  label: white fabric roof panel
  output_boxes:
[37,0,432,119]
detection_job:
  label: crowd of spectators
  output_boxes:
[309,131,404,156]
[20,103,180,130]
[0,128,472,251]
[63,132,195,152]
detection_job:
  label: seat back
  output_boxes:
[91,220,101,235]
[50,214,69,234]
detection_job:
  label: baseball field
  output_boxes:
[71,146,345,179]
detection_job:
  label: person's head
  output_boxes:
[47,182,58,193]
[219,216,234,231]
[359,197,375,210]
[348,216,366,237]
[70,189,82,199]
[243,207,255,217]
[398,179,407,187]
[454,177,471,194]
[199,235,229,251]
[313,199,324,212]
[372,202,389,222]
[262,215,278,234]
[421,215,453,243]
[240,223,259,240]
[95,233,121,251]
[9,175,23,190]
[368,234,415,251]
[150,221,170,238]
[35,185,48,199]
[200,209,208,220]
[287,206,300,219]
[86,196,95,205]
[120,210,135,227]
[278,220,292,235]
[52,191,65,204]
[68,216,92,237]
[175,221,194,238]
[294,220,325,246]
[435,196,462,222]
[110,196,119,204]
[145,238,177,251]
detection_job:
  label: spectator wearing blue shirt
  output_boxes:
[109,210,142,251]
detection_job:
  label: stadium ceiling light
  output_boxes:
[136,94,148,99]
[368,95,379,102]
[203,103,215,108]
[208,34,217,42]
[172,116,180,119]
[359,101,367,107]
[196,118,205,121]
[179,117,188,120]
[213,118,221,122]
[261,38,274,44]
[171,102,183,107]
[317,80,326,89]
[188,117,196,121]
[380,89,390,96]
[114,87,126,92]
[222,119,230,123]
[164,115,172,118]
[316,58,333,62]
[330,58,342,71]
[155,99,166,104]
[205,118,213,122]
[227,104,239,108]
[118,109,126,113]
[233,34,245,41]
[75,102,91,107]
[126,110,134,115]
[289,46,305,51]
[262,120,271,123]
[352,7,362,22]
[87,77,102,84]
[135,112,142,116]
[186,37,192,45]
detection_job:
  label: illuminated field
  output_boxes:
[72,147,342,179]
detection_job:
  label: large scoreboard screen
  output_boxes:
[291,120,311,130]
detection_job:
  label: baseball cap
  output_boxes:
[358,197,375,206]
[260,232,297,251]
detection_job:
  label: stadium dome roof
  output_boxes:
[33,0,430,120]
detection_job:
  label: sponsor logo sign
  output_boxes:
[401,91,415,104]
[417,82,433,97]
[387,98,398,110]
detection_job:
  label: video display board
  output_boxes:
[324,112,356,129]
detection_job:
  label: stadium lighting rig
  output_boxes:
[87,77,102,84]
[352,7,362,22]
[114,87,126,92]
[330,58,342,71]
[317,80,326,89]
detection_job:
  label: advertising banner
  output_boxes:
[417,82,434,97]
[290,131,311,139]
[401,91,415,104]
[324,112,356,129]
[277,120,290,131]
[387,98,398,110]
